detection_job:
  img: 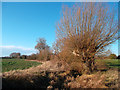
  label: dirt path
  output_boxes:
[25,59,44,63]
[25,59,70,71]
[25,59,53,67]
[2,60,70,76]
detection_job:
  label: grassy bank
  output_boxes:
[2,59,119,89]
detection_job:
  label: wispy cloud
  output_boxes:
[0,45,38,57]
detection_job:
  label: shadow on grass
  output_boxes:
[2,71,68,89]
[2,70,83,89]
[2,75,50,89]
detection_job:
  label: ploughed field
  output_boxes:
[2,59,41,72]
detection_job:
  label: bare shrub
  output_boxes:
[35,38,49,53]
[37,49,51,61]
[35,38,52,61]
[27,54,37,60]
[56,2,118,73]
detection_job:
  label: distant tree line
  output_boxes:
[1,52,118,60]
[1,53,27,59]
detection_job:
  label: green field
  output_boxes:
[2,59,41,72]
[96,59,120,69]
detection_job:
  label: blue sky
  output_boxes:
[1,2,119,56]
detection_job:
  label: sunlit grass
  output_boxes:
[2,59,41,72]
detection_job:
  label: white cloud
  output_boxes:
[0,45,38,57]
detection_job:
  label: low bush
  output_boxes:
[21,55,27,59]
[109,54,117,59]
[27,54,37,60]
[37,51,51,61]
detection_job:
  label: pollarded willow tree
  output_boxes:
[56,3,118,73]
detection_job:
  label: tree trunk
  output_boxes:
[86,60,92,74]
[85,57,96,74]
[91,57,97,71]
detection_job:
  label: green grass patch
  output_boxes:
[96,59,120,69]
[2,59,41,72]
